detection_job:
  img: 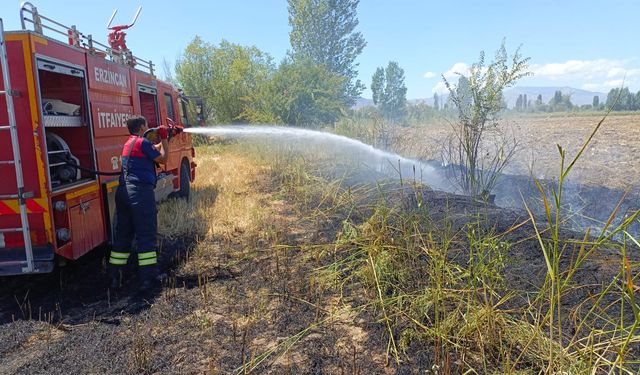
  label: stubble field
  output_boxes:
[407,112,640,191]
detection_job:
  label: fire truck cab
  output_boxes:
[0,3,199,275]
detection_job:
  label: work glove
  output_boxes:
[157,126,169,140]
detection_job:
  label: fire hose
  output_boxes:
[62,126,183,176]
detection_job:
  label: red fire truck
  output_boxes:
[0,3,200,275]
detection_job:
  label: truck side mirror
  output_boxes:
[195,98,205,126]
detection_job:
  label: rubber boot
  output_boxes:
[138,265,160,295]
[108,267,123,290]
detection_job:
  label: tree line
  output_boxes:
[511,87,640,113]
[173,0,414,128]
[175,0,363,128]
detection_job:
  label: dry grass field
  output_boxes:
[405,112,640,191]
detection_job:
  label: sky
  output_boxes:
[1,0,638,99]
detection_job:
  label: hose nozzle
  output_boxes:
[172,126,183,136]
[143,125,184,142]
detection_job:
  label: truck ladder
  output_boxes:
[0,18,36,273]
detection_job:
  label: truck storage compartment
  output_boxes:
[68,197,104,259]
[37,59,97,190]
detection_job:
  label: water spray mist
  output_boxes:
[185,126,449,190]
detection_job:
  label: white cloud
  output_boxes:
[582,79,625,92]
[606,67,626,79]
[427,62,470,94]
[429,62,481,94]
[423,71,436,78]
[531,58,639,91]
[430,58,639,96]
[431,81,448,95]
[443,62,471,79]
[627,68,640,77]
[581,83,604,91]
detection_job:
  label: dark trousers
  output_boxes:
[109,182,158,283]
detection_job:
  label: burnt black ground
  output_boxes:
[0,236,197,374]
[0,236,194,326]
[422,160,640,238]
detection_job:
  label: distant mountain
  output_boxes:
[353,97,374,109]
[408,98,433,106]
[503,87,606,108]
[354,86,608,109]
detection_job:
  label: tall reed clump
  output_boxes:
[317,191,587,373]
[522,110,640,373]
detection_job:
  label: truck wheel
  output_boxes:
[178,161,191,200]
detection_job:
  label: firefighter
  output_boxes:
[108,116,169,292]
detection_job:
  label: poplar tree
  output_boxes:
[288,0,367,105]
[515,94,523,111]
[371,67,385,106]
[370,61,407,123]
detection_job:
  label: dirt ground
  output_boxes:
[0,116,639,374]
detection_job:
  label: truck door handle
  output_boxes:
[80,202,90,212]
[43,63,56,71]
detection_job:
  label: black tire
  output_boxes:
[178,161,191,200]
